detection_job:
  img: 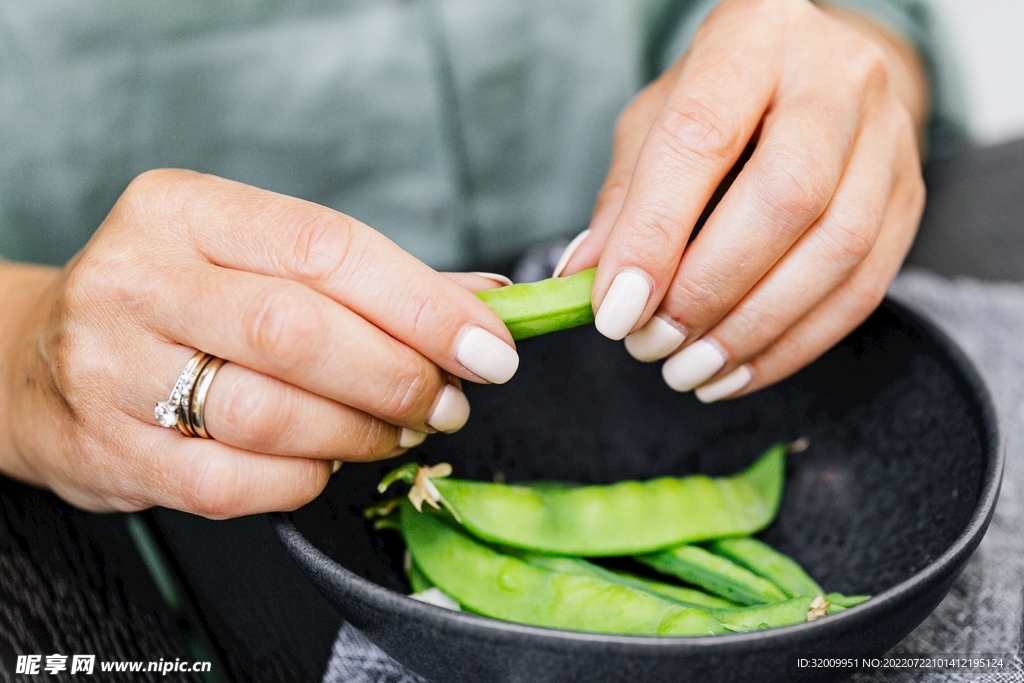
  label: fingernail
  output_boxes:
[552,229,590,278]
[332,460,343,474]
[594,269,651,340]
[400,428,428,448]
[471,272,513,287]
[695,365,753,403]
[624,315,687,362]
[662,339,726,392]
[456,326,519,384]
[426,384,471,433]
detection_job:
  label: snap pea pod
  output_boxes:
[638,544,789,606]
[408,561,434,594]
[401,503,729,636]
[476,268,596,340]
[706,537,825,599]
[514,553,738,610]
[609,571,740,610]
[826,592,870,608]
[384,444,785,556]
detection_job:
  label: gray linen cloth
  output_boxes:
[322,269,1024,683]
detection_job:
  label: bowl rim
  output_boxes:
[272,298,1004,651]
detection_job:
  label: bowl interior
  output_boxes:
[291,302,986,608]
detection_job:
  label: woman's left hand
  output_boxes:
[557,0,928,402]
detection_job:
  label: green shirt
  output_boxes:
[0,0,962,269]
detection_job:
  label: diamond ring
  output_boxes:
[155,351,218,437]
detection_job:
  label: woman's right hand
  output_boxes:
[0,169,519,517]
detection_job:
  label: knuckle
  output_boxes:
[656,98,744,167]
[242,284,323,367]
[818,204,879,263]
[668,271,733,327]
[380,362,441,424]
[215,372,283,452]
[752,146,832,230]
[845,39,889,93]
[182,454,241,519]
[348,419,400,460]
[284,210,355,286]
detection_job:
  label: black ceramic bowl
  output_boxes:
[273,300,1003,683]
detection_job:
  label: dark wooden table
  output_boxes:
[3,138,1023,683]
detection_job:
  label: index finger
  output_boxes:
[591,1,785,339]
[147,170,520,385]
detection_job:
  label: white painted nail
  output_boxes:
[332,460,343,474]
[624,315,687,362]
[471,272,513,287]
[426,384,471,433]
[400,428,428,448]
[456,326,519,384]
[661,339,727,392]
[594,269,651,340]
[695,365,753,403]
[551,229,590,278]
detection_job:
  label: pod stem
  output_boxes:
[806,595,829,621]
[378,463,462,523]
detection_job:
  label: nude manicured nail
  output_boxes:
[624,315,687,362]
[400,428,428,448]
[426,384,471,434]
[552,229,590,278]
[456,326,519,384]
[332,460,343,474]
[471,272,513,287]
[695,365,753,403]
[594,269,651,340]
[662,339,727,392]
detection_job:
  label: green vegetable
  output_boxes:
[512,553,739,610]
[402,506,838,634]
[638,544,789,606]
[402,503,728,636]
[476,268,596,340]
[408,561,434,594]
[706,537,825,599]
[381,444,785,556]
[826,592,870,608]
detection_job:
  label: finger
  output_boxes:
[148,267,471,434]
[136,425,332,518]
[124,342,426,459]
[696,159,924,401]
[590,2,786,339]
[654,102,904,385]
[649,82,862,342]
[135,169,518,385]
[559,68,681,277]
[443,272,512,292]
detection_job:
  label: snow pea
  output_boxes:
[382,444,785,556]
[475,268,596,340]
[401,503,729,636]
[512,553,739,610]
[706,537,825,599]
[608,571,740,610]
[408,561,434,594]
[826,593,870,608]
[638,544,789,606]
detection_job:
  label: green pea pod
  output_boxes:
[609,571,741,610]
[401,503,729,636]
[826,592,871,608]
[638,544,789,606]
[713,596,817,631]
[475,268,596,340]
[385,444,785,556]
[706,537,825,599]
[513,553,738,610]
[408,561,434,594]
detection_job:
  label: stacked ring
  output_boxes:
[155,350,226,440]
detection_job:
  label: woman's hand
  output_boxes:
[0,170,519,516]
[557,0,928,401]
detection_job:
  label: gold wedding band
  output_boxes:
[155,350,225,440]
[188,356,225,439]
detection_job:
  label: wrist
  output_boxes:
[0,259,61,484]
